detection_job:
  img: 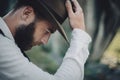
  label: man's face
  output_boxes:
[14,18,56,51]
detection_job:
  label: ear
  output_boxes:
[21,6,35,24]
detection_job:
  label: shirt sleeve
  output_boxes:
[62,29,92,80]
[0,29,91,80]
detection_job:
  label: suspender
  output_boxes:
[0,29,5,36]
[0,29,30,61]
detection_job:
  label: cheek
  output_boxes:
[33,21,51,43]
[33,28,45,42]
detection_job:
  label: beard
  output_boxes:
[14,22,35,51]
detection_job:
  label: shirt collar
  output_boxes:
[0,17,14,41]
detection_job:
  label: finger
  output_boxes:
[71,0,82,11]
[65,0,74,16]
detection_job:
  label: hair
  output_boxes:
[13,0,48,20]
[13,0,57,31]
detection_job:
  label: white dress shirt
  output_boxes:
[0,17,91,80]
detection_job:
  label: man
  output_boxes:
[0,0,91,80]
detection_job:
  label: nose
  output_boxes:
[41,34,50,45]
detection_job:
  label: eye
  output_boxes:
[45,29,51,34]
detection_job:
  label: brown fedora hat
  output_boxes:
[38,0,70,44]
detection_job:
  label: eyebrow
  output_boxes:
[49,28,55,33]
[48,26,57,33]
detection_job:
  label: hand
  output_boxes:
[65,0,85,30]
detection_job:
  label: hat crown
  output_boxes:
[41,0,67,23]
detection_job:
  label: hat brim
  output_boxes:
[40,1,70,44]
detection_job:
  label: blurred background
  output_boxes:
[0,0,120,80]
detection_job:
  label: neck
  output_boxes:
[3,10,18,37]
